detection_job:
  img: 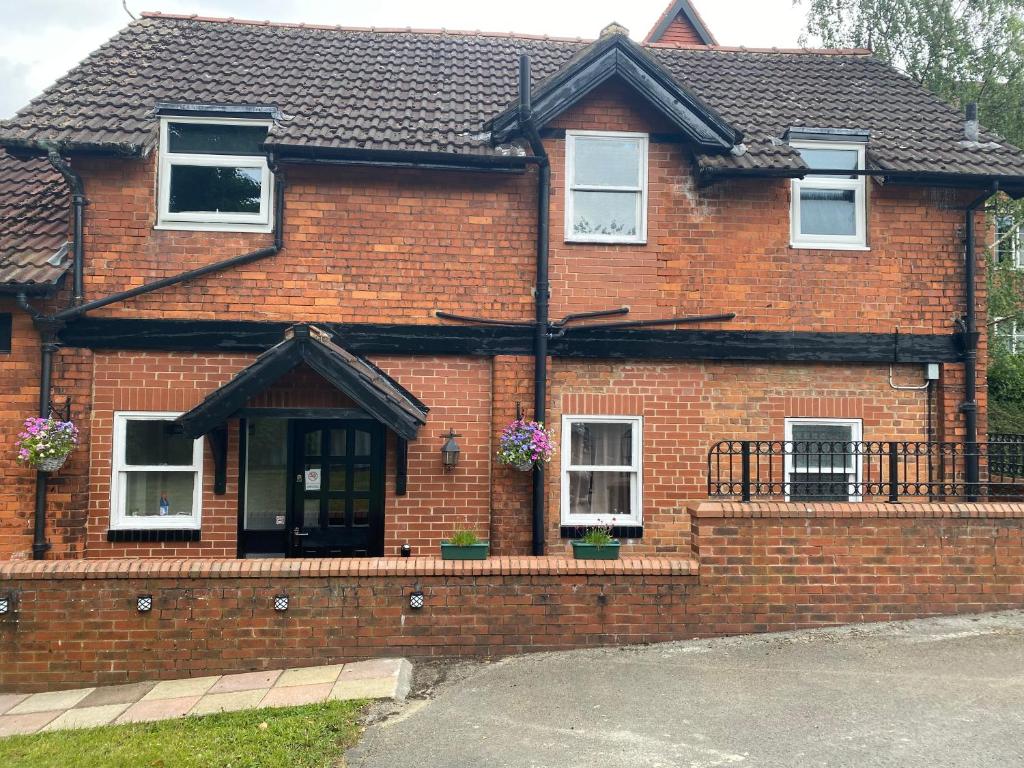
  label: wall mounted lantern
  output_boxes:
[441,429,461,472]
[0,594,10,615]
[136,594,153,613]
[409,586,425,610]
[274,594,289,612]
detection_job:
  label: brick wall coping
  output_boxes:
[0,556,698,580]
[690,501,1024,519]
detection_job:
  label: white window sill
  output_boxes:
[561,516,643,527]
[790,242,870,251]
[154,221,274,234]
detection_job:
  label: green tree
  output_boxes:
[799,0,1024,432]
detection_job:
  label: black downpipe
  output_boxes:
[16,294,59,559]
[16,155,286,559]
[963,182,998,498]
[51,167,286,323]
[41,145,87,306]
[520,55,550,556]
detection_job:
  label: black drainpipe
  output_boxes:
[16,153,286,558]
[41,144,87,306]
[518,54,551,555]
[15,295,61,559]
[962,179,998,498]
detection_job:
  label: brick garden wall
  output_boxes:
[2,502,1022,692]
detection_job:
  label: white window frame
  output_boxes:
[565,130,648,245]
[996,217,1023,269]
[996,318,1024,354]
[110,411,203,530]
[790,140,867,250]
[560,415,643,526]
[784,417,863,502]
[156,116,273,232]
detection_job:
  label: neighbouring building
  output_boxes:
[2,2,1024,564]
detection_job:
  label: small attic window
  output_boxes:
[790,139,867,250]
[157,117,273,232]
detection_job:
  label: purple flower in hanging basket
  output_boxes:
[15,415,78,469]
[497,418,554,470]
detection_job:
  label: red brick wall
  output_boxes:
[654,16,708,46]
[2,502,1023,692]
[0,80,990,560]
[691,502,1024,633]
[78,351,491,558]
[545,360,931,555]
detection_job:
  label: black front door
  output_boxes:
[289,420,385,556]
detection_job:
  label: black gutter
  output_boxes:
[519,54,551,557]
[49,164,286,323]
[699,165,1024,194]
[40,145,87,305]
[963,182,999,498]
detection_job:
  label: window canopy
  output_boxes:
[174,325,429,440]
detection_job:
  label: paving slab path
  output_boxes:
[349,613,1024,768]
[0,658,410,737]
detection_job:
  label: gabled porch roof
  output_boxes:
[487,29,741,152]
[174,324,428,440]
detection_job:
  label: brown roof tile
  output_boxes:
[0,150,69,289]
[1,13,1022,181]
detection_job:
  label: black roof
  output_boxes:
[1,13,1023,184]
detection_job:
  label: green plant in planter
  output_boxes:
[572,520,621,560]
[448,530,478,547]
[441,529,490,560]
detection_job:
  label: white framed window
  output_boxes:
[565,130,648,244]
[560,415,642,526]
[784,417,863,502]
[790,141,867,250]
[995,318,1024,354]
[157,117,273,231]
[110,412,203,530]
[996,215,1023,269]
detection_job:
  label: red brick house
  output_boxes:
[2,3,1024,565]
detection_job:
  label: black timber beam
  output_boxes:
[57,317,962,364]
[60,318,532,355]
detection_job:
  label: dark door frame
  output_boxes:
[236,410,386,558]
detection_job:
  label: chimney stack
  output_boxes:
[965,102,979,142]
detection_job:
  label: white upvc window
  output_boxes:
[996,215,1023,269]
[790,141,867,249]
[565,130,648,244]
[784,417,863,502]
[995,318,1024,354]
[560,415,642,526]
[110,412,203,530]
[157,117,273,231]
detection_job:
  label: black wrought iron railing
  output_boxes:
[990,433,1024,477]
[708,440,1024,502]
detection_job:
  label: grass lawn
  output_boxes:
[0,699,366,768]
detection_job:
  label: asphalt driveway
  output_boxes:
[348,611,1024,768]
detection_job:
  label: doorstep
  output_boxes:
[0,658,411,738]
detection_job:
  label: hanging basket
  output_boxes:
[35,454,69,473]
[512,459,535,472]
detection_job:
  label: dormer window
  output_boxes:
[565,131,648,244]
[157,117,273,231]
[790,139,867,250]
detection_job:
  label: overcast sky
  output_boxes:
[0,0,810,119]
